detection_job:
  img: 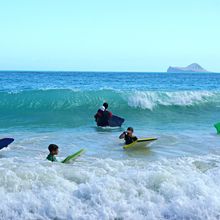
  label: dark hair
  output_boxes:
[127,127,134,132]
[48,144,59,152]
[103,102,108,109]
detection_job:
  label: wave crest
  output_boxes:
[125,90,218,110]
[0,89,219,112]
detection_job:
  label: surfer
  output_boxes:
[119,127,138,145]
[94,102,112,127]
[46,144,59,162]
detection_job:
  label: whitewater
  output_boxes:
[1,71,220,220]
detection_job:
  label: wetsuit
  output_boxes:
[124,135,138,145]
[94,109,112,127]
[47,154,58,162]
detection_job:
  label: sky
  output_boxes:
[0,0,219,72]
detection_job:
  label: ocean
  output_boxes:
[0,71,220,219]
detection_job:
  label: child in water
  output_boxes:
[46,144,59,162]
[119,127,138,145]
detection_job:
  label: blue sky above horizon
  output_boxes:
[0,0,219,72]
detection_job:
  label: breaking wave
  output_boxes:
[0,89,219,128]
[0,89,219,111]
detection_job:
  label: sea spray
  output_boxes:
[0,155,220,219]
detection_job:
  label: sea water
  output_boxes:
[0,71,220,219]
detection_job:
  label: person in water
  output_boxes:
[46,144,59,162]
[119,127,138,145]
[94,102,112,126]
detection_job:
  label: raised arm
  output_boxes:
[119,131,126,139]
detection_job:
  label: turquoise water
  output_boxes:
[1,71,220,219]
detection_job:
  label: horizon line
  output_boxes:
[0,70,218,74]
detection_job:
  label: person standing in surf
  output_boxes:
[94,102,112,127]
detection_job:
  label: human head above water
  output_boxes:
[103,102,108,109]
[127,127,134,135]
[48,144,59,155]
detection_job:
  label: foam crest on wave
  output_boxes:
[0,89,219,112]
[125,90,218,110]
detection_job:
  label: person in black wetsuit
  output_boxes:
[94,102,112,127]
[119,127,138,145]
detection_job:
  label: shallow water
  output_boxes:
[0,71,220,219]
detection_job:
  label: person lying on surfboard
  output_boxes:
[119,127,138,145]
[46,144,59,162]
[94,102,112,127]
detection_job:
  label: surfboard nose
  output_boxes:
[0,138,14,150]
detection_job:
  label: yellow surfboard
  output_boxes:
[123,138,157,149]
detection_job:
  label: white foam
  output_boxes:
[124,90,218,110]
[0,154,220,219]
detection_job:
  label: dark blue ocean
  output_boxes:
[1,71,220,219]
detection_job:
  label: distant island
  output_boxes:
[167,63,209,73]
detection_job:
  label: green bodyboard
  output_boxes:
[61,149,85,163]
[214,122,220,134]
